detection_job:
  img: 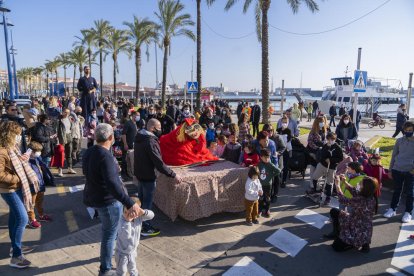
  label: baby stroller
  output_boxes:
[287,137,308,179]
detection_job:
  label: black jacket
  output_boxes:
[251,104,261,123]
[134,130,176,181]
[329,106,337,117]
[319,143,343,170]
[31,122,55,158]
[83,145,134,209]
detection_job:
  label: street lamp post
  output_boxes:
[10,28,18,98]
[0,1,13,100]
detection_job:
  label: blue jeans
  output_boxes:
[1,190,29,257]
[390,170,414,213]
[137,180,156,229]
[96,201,122,273]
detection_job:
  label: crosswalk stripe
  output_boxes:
[391,220,414,275]
[295,208,329,229]
[56,184,67,196]
[223,256,272,276]
[386,267,408,276]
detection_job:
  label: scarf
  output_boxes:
[8,148,40,211]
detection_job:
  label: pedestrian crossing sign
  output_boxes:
[353,70,367,92]
[187,81,198,93]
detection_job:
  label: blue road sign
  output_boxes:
[354,70,367,92]
[187,81,198,93]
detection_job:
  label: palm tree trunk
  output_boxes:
[135,47,141,105]
[261,1,270,124]
[99,46,103,94]
[55,71,59,96]
[88,49,92,74]
[196,0,201,109]
[72,66,76,96]
[113,57,117,100]
[63,67,67,96]
[161,44,169,110]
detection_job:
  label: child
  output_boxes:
[337,161,365,210]
[27,142,54,228]
[363,154,388,197]
[240,143,260,167]
[245,166,263,226]
[206,122,216,147]
[215,135,227,157]
[221,133,242,164]
[349,141,368,163]
[209,141,218,156]
[115,197,154,276]
[307,132,344,206]
[258,149,281,217]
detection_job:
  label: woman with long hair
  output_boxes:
[325,176,378,253]
[335,114,358,147]
[0,121,40,268]
[238,113,251,143]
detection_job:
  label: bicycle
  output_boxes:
[368,119,385,129]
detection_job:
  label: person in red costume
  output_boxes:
[160,118,219,166]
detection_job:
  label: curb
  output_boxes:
[364,135,383,150]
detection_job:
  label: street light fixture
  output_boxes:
[0,0,13,100]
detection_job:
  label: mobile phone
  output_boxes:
[25,148,32,155]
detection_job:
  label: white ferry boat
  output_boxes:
[317,75,403,117]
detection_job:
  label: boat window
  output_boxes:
[343,79,349,85]
[343,97,350,102]
[338,97,342,102]
[338,79,342,86]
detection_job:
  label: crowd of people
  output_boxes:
[0,81,412,275]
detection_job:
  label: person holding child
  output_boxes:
[245,166,263,226]
[115,197,154,276]
[258,149,281,217]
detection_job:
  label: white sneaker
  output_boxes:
[402,212,412,223]
[383,208,396,218]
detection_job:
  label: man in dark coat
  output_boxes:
[77,66,98,120]
[251,100,261,137]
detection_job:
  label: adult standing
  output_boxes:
[251,100,261,137]
[0,121,36,269]
[236,101,243,119]
[383,121,414,223]
[329,103,337,127]
[277,109,300,137]
[312,100,319,118]
[57,108,76,176]
[155,105,176,135]
[77,66,98,120]
[392,104,409,138]
[348,108,361,131]
[339,104,346,116]
[121,111,138,181]
[31,114,57,166]
[134,119,181,236]
[1,104,28,152]
[335,114,358,147]
[83,123,144,276]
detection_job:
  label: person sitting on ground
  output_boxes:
[383,121,414,223]
[222,132,242,164]
[307,132,344,206]
[325,176,378,253]
[115,197,154,276]
[244,166,263,226]
[335,114,358,147]
[27,142,54,229]
[349,140,368,163]
[363,154,389,198]
[258,149,281,218]
[240,142,260,167]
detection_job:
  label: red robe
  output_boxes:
[160,127,218,166]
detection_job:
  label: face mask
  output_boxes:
[15,135,22,145]
[153,129,162,138]
[135,116,140,122]
[207,114,213,119]
[216,130,221,135]
[91,113,97,118]
[405,131,413,138]
[209,125,214,130]
[343,120,349,125]
[34,152,41,158]
[327,140,335,146]
[149,111,155,115]
[282,123,288,128]
[184,109,190,115]
[319,122,324,128]
[223,111,226,115]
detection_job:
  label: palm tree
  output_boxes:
[155,0,195,109]
[46,58,60,96]
[44,61,55,96]
[26,67,34,94]
[74,29,95,72]
[89,19,112,92]
[68,46,88,95]
[33,67,44,95]
[16,68,27,92]
[104,28,130,99]
[57,53,70,95]
[123,16,158,104]
[224,0,319,123]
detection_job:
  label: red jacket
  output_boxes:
[243,152,260,167]
[363,161,389,197]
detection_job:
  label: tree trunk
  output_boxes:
[72,66,76,96]
[196,0,202,109]
[88,48,92,74]
[55,71,59,96]
[113,56,117,100]
[261,1,270,124]
[47,72,51,97]
[161,44,169,110]
[135,47,142,105]
[63,67,67,96]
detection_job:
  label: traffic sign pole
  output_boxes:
[353,48,362,125]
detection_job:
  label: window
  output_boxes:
[344,97,350,102]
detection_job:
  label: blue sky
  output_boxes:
[4,0,414,91]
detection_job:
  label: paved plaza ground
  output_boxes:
[0,119,412,275]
